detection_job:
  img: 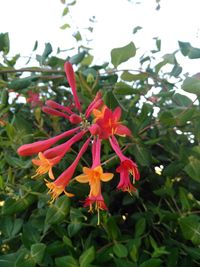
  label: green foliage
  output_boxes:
[0,28,200,267]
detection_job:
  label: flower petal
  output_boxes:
[101,173,114,182]
[115,124,132,137]
[75,174,89,183]
[113,106,121,121]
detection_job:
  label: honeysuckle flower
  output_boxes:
[75,138,113,214]
[64,61,82,112]
[85,91,104,118]
[17,127,80,156]
[26,91,42,107]
[32,130,87,179]
[91,106,132,139]
[109,135,140,194]
[17,61,141,216]
[46,137,90,202]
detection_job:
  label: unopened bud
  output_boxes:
[69,114,82,124]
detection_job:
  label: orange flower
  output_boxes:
[109,135,140,194]
[75,138,113,215]
[46,138,90,202]
[31,130,86,179]
[76,166,113,197]
[32,152,56,180]
[91,106,131,139]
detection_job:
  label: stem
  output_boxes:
[0,67,65,74]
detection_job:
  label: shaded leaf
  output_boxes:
[111,42,136,67]
[45,195,71,225]
[55,256,79,267]
[182,76,200,95]
[179,41,200,59]
[113,243,128,258]
[79,246,95,267]
[179,215,200,245]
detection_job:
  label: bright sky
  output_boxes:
[1,0,200,73]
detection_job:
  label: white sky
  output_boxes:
[1,0,200,74]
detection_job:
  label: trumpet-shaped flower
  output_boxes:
[92,106,132,139]
[109,135,140,193]
[46,138,90,202]
[75,138,113,213]
[64,61,82,112]
[18,127,80,156]
[32,130,86,179]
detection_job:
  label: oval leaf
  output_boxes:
[111,42,136,68]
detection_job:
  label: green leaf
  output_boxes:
[79,246,95,267]
[179,215,200,245]
[62,7,69,16]
[45,195,71,225]
[8,76,33,90]
[185,246,200,260]
[172,93,193,106]
[106,217,121,240]
[133,26,142,34]
[30,243,46,264]
[0,253,18,267]
[40,42,53,64]
[134,217,146,237]
[132,145,150,166]
[179,187,191,211]
[60,23,70,30]
[73,31,82,42]
[15,249,36,267]
[0,32,10,54]
[184,156,200,183]
[55,256,79,267]
[139,258,162,267]
[68,221,82,237]
[114,258,136,267]
[32,40,38,51]
[113,243,128,258]
[69,51,86,65]
[111,42,136,67]
[121,71,148,82]
[179,41,200,59]
[0,216,13,237]
[103,90,127,111]
[182,76,200,95]
[2,195,36,215]
[21,224,41,249]
[114,82,137,95]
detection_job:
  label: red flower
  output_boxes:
[64,62,82,112]
[91,106,132,139]
[46,138,90,202]
[75,138,113,215]
[109,135,140,193]
[17,127,80,156]
[26,91,42,107]
[32,130,86,179]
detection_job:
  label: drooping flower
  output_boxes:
[46,138,90,202]
[75,138,113,214]
[18,127,80,156]
[32,130,86,179]
[91,106,132,139]
[109,135,140,194]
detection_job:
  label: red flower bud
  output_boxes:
[69,114,82,124]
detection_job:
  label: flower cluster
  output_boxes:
[17,62,140,214]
